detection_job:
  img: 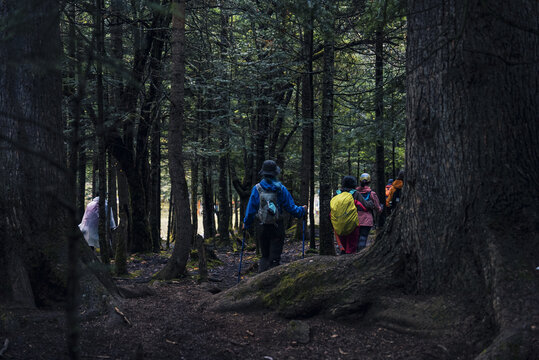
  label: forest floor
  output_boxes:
[1,231,478,360]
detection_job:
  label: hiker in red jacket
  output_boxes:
[356,173,382,251]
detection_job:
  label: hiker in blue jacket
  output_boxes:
[243,160,306,273]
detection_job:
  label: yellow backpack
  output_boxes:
[330,189,359,236]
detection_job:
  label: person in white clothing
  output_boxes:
[78,196,116,249]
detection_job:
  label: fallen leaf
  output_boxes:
[339,348,349,355]
[246,330,254,336]
[166,339,177,345]
[331,334,338,338]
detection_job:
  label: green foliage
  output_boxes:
[61,0,406,236]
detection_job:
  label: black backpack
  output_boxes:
[361,191,375,211]
[256,183,281,226]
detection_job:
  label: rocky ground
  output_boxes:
[0,232,476,360]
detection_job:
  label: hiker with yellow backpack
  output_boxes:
[330,176,365,254]
[356,173,383,251]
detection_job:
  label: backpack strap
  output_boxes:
[256,183,281,205]
[349,189,356,195]
[362,191,371,201]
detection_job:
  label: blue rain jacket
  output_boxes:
[243,177,305,229]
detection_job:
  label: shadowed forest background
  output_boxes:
[0,0,537,359]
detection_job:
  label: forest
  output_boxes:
[0,0,537,359]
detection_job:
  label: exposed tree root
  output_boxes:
[211,234,404,319]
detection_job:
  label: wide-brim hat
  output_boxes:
[259,160,281,177]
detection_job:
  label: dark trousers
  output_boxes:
[358,226,371,251]
[335,226,360,254]
[257,222,285,273]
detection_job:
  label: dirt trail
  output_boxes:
[1,237,473,360]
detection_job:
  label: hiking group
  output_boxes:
[329,170,403,255]
[242,160,405,274]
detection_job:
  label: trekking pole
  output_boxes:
[302,216,306,259]
[237,228,246,284]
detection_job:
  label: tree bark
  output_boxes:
[0,0,118,309]
[402,1,539,356]
[374,3,387,207]
[107,153,118,226]
[299,9,314,242]
[202,155,216,239]
[92,150,98,198]
[150,111,162,252]
[216,7,231,245]
[190,160,199,236]
[95,0,110,264]
[66,4,82,357]
[115,168,130,274]
[110,0,129,269]
[77,143,87,219]
[155,0,192,279]
[319,5,335,255]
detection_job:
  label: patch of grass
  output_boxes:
[159,250,172,259]
[128,269,143,279]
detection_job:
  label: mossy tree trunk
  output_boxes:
[212,1,539,358]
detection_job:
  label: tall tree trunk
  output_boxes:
[107,153,118,226]
[309,127,315,249]
[391,137,396,179]
[126,172,152,252]
[355,141,360,180]
[299,10,314,241]
[319,6,335,255]
[0,0,118,328]
[191,160,199,236]
[92,150,98,198]
[77,143,87,219]
[155,0,192,279]
[137,9,169,253]
[402,0,539,356]
[150,114,161,251]
[374,3,387,207]
[166,192,174,250]
[216,7,230,244]
[190,96,203,237]
[110,0,129,272]
[96,0,110,264]
[114,166,129,276]
[66,3,81,357]
[202,156,215,239]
